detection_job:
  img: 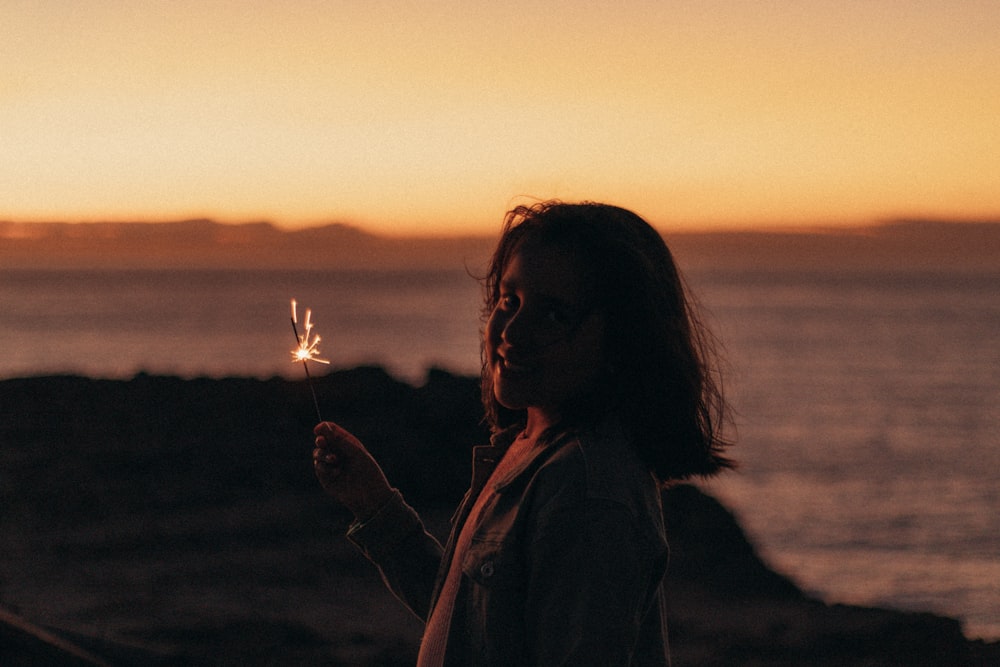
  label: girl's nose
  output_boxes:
[500,308,535,347]
[505,308,570,349]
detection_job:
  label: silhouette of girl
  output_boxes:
[313,201,732,665]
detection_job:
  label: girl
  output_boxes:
[313,201,732,666]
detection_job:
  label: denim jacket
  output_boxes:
[348,418,671,666]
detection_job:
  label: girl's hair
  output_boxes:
[480,201,733,481]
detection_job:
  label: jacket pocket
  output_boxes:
[460,538,526,664]
[464,537,520,583]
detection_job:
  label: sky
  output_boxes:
[3,0,999,236]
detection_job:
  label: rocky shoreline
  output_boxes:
[1,368,996,665]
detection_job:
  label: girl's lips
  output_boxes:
[502,360,529,373]
[497,353,534,375]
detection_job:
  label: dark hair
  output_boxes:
[480,201,733,481]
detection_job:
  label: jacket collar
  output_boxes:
[479,424,575,493]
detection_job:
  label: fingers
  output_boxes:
[314,420,347,438]
[313,445,342,494]
[314,422,344,453]
[313,423,339,468]
[313,422,353,479]
[314,421,366,458]
[312,446,339,467]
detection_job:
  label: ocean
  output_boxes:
[2,266,998,641]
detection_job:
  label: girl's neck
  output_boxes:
[521,407,560,442]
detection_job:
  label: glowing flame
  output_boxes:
[290,299,330,365]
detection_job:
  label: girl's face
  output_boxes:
[485,238,606,429]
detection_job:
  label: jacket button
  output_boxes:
[480,561,495,578]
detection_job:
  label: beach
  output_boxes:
[1,369,996,665]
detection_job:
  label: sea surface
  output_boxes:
[2,267,998,640]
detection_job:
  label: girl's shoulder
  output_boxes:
[534,419,660,516]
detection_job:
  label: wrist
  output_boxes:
[352,486,396,524]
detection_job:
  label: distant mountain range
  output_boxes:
[1,218,998,270]
[0,219,494,270]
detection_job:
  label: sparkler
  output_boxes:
[290,299,329,422]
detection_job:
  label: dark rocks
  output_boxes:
[662,483,803,600]
[1,370,995,665]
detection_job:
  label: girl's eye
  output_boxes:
[545,307,571,326]
[498,294,518,310]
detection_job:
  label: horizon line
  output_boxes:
[4,214,1000,239]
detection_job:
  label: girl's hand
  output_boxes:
[313,422,394,521]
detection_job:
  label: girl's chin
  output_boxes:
[493,378,533,411]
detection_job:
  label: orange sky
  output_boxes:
[4,1,999,235]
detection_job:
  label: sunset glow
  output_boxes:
[4,1,998,235]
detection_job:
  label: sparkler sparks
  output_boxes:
[290,299,328,421]
[291,300,330,366]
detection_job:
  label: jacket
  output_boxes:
[348,418,671,666]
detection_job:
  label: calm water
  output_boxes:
[2,267,998,640]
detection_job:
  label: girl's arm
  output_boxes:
[314,421,443,619]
